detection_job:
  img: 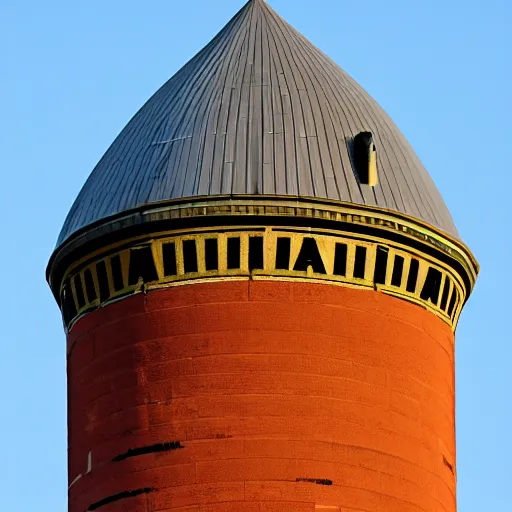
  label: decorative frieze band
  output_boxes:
[60,225,467,331]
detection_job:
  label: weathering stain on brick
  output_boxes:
[443,456,455,474]
[112,442,184,462]
[296,478,333,486]
[87,488,155,510]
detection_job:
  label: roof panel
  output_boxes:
[57,0,459,245]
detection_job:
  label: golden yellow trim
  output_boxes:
[49,197,478,293]
[369,144,378,187]
[60,225,468,332]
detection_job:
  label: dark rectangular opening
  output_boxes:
[73,274,86,309]
[61,295,70,326]
[353,131,374,185]
[204,238,219,271]
[440,277,451,311]
[249,236,264,271]
[275,237,291,270]
[373,246,388,285]
[84,268,97,303]
[128,246,158,286]
[333,243,347,277]
[110,254,125,291]
[62,282,77,325]
[96,260,110,302]
[163,242,177,276]
[293,237,326,274]
[353,246,367,279]
[183,240,198,273]
[391,255,405,287]
[227,237,241,269]
[420,267,443,305]
[406,258,419,293]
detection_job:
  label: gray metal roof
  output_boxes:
[57,0,458,246]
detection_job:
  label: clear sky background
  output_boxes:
[1,0,510,510]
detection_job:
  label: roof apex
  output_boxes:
[55,0,460,246]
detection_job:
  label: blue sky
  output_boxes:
[2,0,510,510]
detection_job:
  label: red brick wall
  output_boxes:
[67,280,456,512]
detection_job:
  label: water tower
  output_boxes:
[47,1,478,510]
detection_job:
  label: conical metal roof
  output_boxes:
[57,0,458,245]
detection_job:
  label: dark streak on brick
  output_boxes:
[112,442,184,462]
[443,456,455,474]
[296,478,333,486]
[88,488,155,510]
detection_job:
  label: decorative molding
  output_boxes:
[47,197,478,299]
[59,223,470,332]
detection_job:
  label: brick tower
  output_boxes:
[47,1,478,511]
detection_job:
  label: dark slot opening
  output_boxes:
[249,236,264,271]
[128,246,158,286]
[88,489,155,511]
[112,441,183,462]
[110,254,124,291]
[62,282,77,325]
[353,131,373,184]
[296,478,333,486]
[333,243,347,277]
[204,238,219,271]
[406,258,419,293]
[183,240,198,273]
[73,275,86,309]
[162,242,177,276]
[275,237,291,270]
[293,237,326,274]
[443,456,455,475]
[61,291,71,326]
[373,246,388,285]
[440,277,451,311]
[420,267,443,305]
[391,255,405,287]
[448,288,458,318]
[353,246,367,279]
[96,260,110,302]
[227,237,241,269]
[84,269,97,303]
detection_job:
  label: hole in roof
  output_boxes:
[353,131,378,186]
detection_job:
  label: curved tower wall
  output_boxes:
[53,198,477,512]
[68,281,457,512]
